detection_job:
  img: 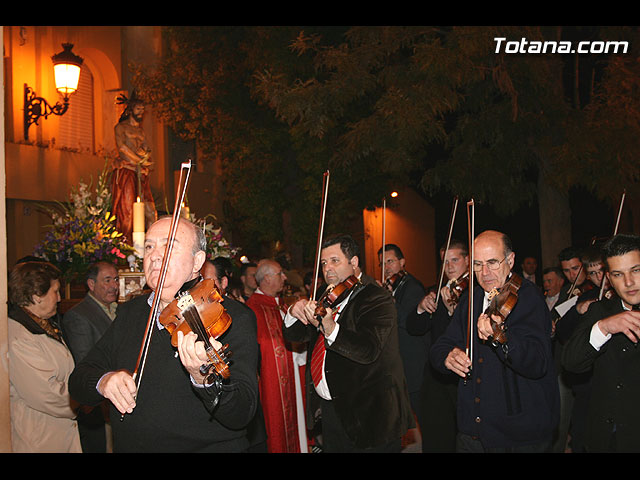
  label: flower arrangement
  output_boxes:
[192,213,239,261]
[33,162,137,283]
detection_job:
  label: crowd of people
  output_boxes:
[5,214,640,453]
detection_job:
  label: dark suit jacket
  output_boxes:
[562,297,640,452]
[62,294,115,363]
[283,282,414,449]
[392,273,427,394]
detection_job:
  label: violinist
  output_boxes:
[283,234,414,452]
[559,246,595,300]
[430,230,559,453]
[556,247,609,342]
[562,234,640,452]
[69,217,259,452]
[406,239,469,453]
[377,244,426,431]
[556,246,615,453]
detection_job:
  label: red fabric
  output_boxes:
[246,292,303,453]
[110,167,155,243]
[310,334,326,387]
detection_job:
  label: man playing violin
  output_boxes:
[554,246,608,453]
[430,230,559,452]
[283,234,413,452]
[69,217,259,452]
[377,244,426,442]
[406,239,469,452]
[562,233,640,452]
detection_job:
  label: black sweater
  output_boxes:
[69,293,259,452]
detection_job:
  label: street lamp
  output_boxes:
[24,43,83,140]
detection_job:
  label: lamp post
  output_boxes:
[24,43,83,140]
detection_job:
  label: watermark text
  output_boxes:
[494,37,629,54]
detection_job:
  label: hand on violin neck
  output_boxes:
[176,330,223,384]
[477,312,502,342]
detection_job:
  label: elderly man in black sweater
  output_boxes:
[69,217,259,452]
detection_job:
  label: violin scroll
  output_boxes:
[483,273,522,348]
[314,275,360,323]
[448,272,469,307]
[384,270,406,292]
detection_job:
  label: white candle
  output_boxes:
[132,231,145,259]
[133,197,145,233]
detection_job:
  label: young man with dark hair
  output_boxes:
[562,234,640,452]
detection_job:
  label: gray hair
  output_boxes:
[255,259,278,285]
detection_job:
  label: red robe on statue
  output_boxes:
[246,291,307,453]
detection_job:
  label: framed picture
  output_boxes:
[119,271,147,302]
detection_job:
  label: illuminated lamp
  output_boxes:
[24,43,83,140]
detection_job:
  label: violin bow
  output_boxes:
[381,197,386,284]
[311,170,330,302]
[464,199,475,385]
[435,196,459,305]
[124,160,193,419]
[599,189,626,300]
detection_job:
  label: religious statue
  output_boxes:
[111,91,157,243]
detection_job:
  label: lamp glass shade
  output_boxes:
[53,63,81,95]
[51,43,83,96]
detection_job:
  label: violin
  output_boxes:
[314,275,360,323]
[571,280,595,298]
[384,270,406,292]
[159,278,232,381]
[484,273,522,348]
[448,272,469,307]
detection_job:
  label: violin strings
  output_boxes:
[182,305,212,347]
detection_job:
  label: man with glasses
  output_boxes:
[562,234,640,452]
[246,259,308,453]
[430,230,559,452]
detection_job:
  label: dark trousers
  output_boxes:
[77,408,107,453]
[456,433,553,453]
[320,398,401,453]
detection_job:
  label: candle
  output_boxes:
[132,231,145,259]
[180,203,190,219]
[133,197,145,233]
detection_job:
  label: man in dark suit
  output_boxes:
[407,239,469,452]
[283,233,413,452]
[562,233,640,452]
[430,230,559,452]
[519,255,541,287]
[62,261,119,453]
[378,243,426,436]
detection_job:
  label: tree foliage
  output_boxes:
[132,26,640,260]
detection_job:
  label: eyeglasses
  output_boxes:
[473,257,507,272]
